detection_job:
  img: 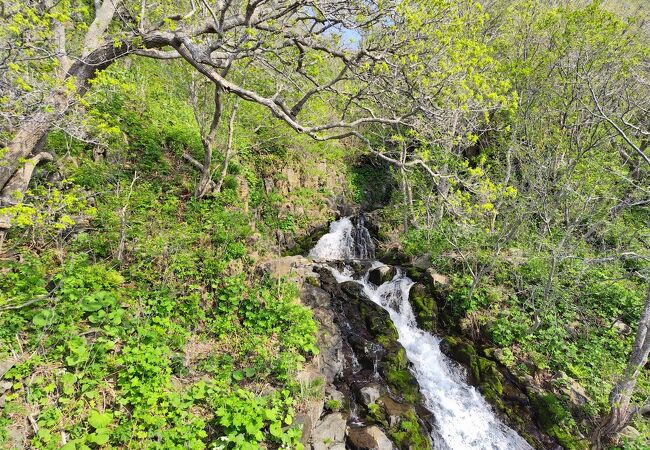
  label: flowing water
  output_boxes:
[310,217,534,450]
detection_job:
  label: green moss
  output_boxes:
[383,348,420,403]
[389,411,431,450]
[409,285,436,332]
[530,393,588,450]
[477,357,503,396]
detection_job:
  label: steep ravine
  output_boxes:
[263,214,563,450]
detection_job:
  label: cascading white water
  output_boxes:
[310,216,375,260]
[312,217,534,450]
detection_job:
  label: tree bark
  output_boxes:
[195,86,224,198]
[214,98,239,193]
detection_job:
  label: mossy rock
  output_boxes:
[408,283,437,332]
[358,297,399,342]
[440,337,479,380]
[477,357,504,396]
[530,393,588,450]
[381,347,421,404]
[388,410,432,450]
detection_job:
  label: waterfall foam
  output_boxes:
[312,217,534,450]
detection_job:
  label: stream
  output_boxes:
[310,217,534,450]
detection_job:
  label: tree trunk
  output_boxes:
[195,86,224,198]
[214,98,239,193]
[0,112,59,191]
[0,152,54,229]
[591,283,650,448]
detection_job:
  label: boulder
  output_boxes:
[424,269,450,288]
[554,371,591,406]
[300,284,344,383]
[620,426,641,440]
[346,426,394,450]
[613,319,632,336]
[340,280,365,300]
[295,413,313,446]
[439,337,504,401]
[350,260,374,278]
[312,413,348,450]
[368,265,396,286]
[377,395,410,428]
[358,383,382,407]
[410,253,432,270]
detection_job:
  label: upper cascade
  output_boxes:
[309,214,375,260]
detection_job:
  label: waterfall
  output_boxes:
[309,216,375,260]
[311,217,534,450]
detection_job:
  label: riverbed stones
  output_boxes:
[346,426,394,450]
[311,413,348,450]
[368,265,396,285]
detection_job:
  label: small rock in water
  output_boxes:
[368,265,395,285]
[346,426,394,450]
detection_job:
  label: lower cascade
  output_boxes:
[311,217,534,450]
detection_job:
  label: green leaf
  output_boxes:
[88,410,113,429]
[88,432,110,445]
[232,370,244,381]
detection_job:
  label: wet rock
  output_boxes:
[379,246,409,265]
[340,280,365,299]
[358,383,382,407]
[350,260,374,278]
[440,337,504,400]
[286,225,330,257]
[440,337,478,376]
[312,413,348,450]
[377,395,410,428]
[346,426,394,450]
[408,283,438,332]
[368,265,396,285]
